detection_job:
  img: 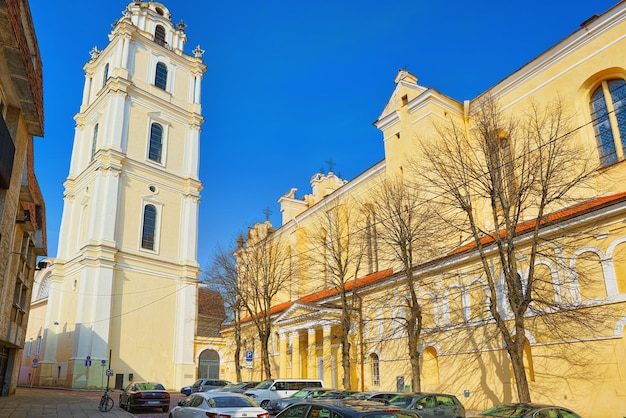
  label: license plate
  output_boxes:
[145,401,160,405]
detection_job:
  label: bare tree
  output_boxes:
[417,95,597,402]
[364,177,439,392]
[205,242,244,382]
[308,201,365,389]
[236,222,292,379]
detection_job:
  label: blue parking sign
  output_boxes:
[245,350,253,361]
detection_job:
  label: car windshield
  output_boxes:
[254,380,274,389]
[388,395,414,408]
[210,396,257,408]
[290,390,311,398]
[137,383,164,391]
[344,393,371,400]
[481,405,533,417]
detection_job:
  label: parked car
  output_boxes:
[276,399,422,418]
[245,378,325,408]
[170,391,270,418]
[316,390,361,400]
[388,393,465,418]
[119,381,170,413]
[212,381,261,393]
[190,378,232,393]
[344,392,402,404]
[479,403,582,418]
[180,385,193,396]
[266,387,336,414]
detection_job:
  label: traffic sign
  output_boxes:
[85,360,92,367]
[32,358,39,364]
[106,369,114,377]
[101,360,106,366]
[86,355,91,360]
[245,350,253,361]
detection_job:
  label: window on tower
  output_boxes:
[155,62,168,90]
[141,204,157,250]
[103,64,109,87]
[91,124,99,161]
[154,25,166,47]
[148,123,163,163]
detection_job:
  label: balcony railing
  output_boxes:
[0,115,15,189]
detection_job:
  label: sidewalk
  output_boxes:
[0,386,134,417]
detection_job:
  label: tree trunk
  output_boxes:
[507,338,531,402]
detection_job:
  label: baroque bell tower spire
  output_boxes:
[43,1,205,390]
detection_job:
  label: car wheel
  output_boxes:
[126,401,133,413]
[163,405,169,412]
[260,400,270,408]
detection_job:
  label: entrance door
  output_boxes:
[0,348,8,395]
[198,350,220,379]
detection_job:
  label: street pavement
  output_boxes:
[0,386,187,417]
[0,387,482,418]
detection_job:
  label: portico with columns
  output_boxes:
[271,302,359,389]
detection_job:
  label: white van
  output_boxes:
[244,378,324,408]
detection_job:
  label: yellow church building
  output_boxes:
[216,2,626,417]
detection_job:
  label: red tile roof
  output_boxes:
[449,192,626,255]
[239,268,394,324]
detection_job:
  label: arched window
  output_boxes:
[199,350,220,379]
[91,124,99,160]
[148,123,163,163]
[154,25,166,47]
[141,204,157,250]
[590,79,626,166]
[102,63,109,87]
[155,62,168,90]
[370,353,380,386]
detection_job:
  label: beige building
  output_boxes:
[0,0,47,396]
[217,2,626,417]
[22,1,205,391]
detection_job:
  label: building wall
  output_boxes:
[0,0,45,396]
[218,2,626,417]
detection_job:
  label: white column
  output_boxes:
[89,168,121,244]
[279,332,287,378]
[121,36,130,69]
[178,195,199,262]
[290,331,300,378]
[307,328,317,379]
[81,73,93,106]
[183,122,201,178]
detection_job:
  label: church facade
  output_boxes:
[25,1,205,391]
[216,2,626,416]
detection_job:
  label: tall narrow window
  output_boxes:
[365,206,378,274]
[590,79,626,166]
[148,123,163,163]
[155,62,168,90]
[102,63,109,87]
[370,353,380,386]
[154,25,166,47]
[91,124,99,160]
[141,204,157,250]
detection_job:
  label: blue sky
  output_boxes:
[28,0,618,268]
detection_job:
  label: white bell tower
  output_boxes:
[43,1,205,390]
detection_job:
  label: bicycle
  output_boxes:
[98,387,114,412]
